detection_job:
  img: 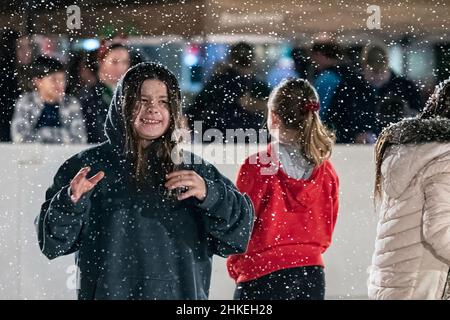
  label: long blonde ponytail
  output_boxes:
[269,78,335,166]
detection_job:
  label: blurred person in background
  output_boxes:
[0,29,20,142]
[11,56,86,144]
[311,41,341,119]
[66,50,98,97]
[291,46,313,80]
[363,43,423,115]
[78,43,130,143]
[185,42,270,143]
[311,39,376,144]
[16,35,34,93]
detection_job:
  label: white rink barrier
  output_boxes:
[0,143,377,299]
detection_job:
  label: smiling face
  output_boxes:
[133,79,171,147]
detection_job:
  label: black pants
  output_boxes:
[234,266,325,300]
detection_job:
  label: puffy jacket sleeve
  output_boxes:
[11,94,38,143]
[421,159,450,263]
[195,160,255,258]
[36,156,92,260]
[65,96,88,144]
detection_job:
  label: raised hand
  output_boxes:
[69,166,105,204]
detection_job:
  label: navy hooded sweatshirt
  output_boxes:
[35,63,254,300]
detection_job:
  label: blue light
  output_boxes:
[82,39,100,51]
[184,54,199,66]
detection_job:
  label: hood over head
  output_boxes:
[104,62,182,154]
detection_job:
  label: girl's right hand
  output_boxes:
[69,166,105,204]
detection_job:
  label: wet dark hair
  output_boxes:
[229,42,254,68]
[122,63,184,183]
[420,78,450,119]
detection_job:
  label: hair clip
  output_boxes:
[304,101,320,112]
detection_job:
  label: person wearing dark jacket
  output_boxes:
[363,44,422,114]
[78,43,130,143]
[312,41,377,144]
[185,42,270,143]
[324,64,377,144]
[0,29,20,142]
[36,62,254,300]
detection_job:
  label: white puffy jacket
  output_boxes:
[368,118,450,300]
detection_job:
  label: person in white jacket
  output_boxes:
[368,78,450,300]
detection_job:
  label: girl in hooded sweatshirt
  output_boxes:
[368,78,450,300]
[36,62,254,300]
[227,78,339,300]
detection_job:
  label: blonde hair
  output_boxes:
[269,78,335,166]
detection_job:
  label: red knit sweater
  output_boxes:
[227,143,339,283]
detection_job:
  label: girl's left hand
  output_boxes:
[165,170,207,201]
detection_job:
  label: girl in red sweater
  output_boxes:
[227,78,339,300]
